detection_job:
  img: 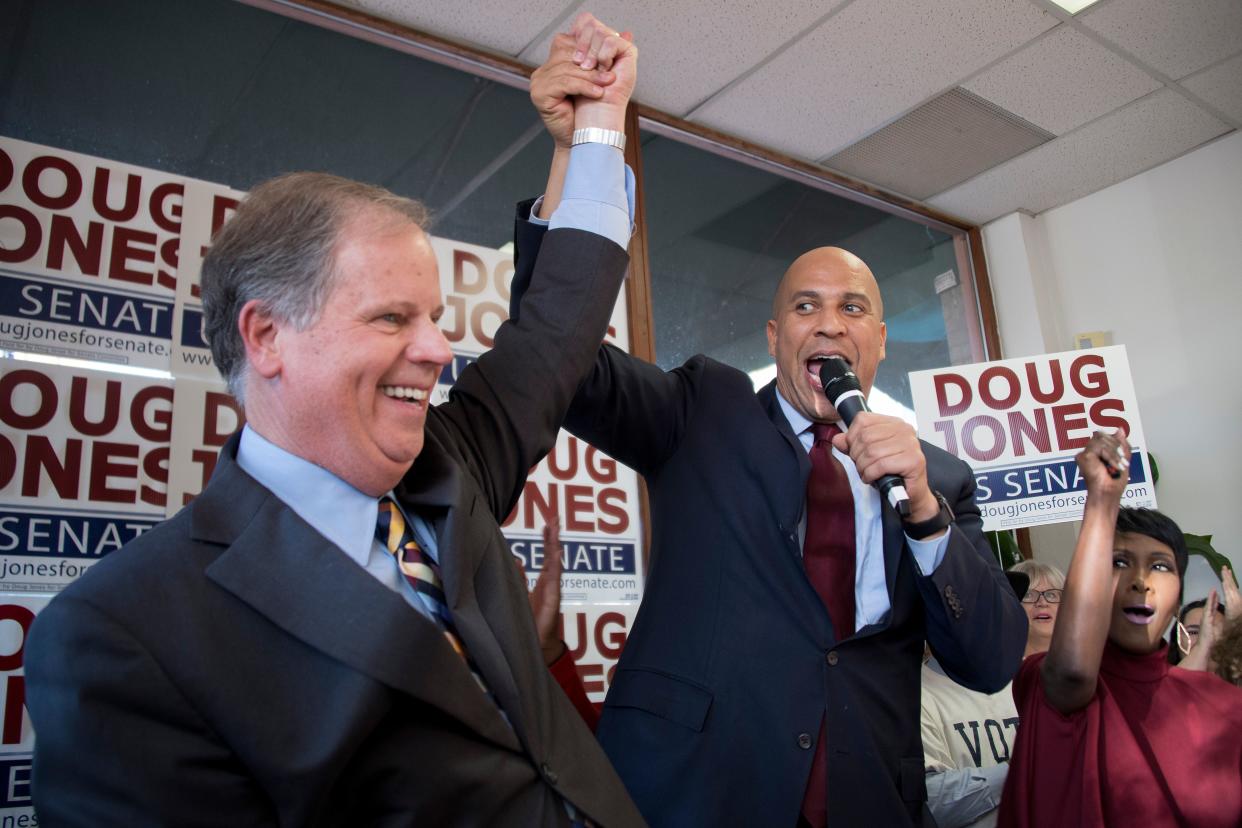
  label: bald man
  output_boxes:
[513,27,1023,824]
[511,194,1024,826]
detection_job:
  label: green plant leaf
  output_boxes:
[1184,533,1230,576]
[986,529,1023,570]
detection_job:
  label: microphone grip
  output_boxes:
[832,394,912,518]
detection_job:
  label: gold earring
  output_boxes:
[1176,621,1192,656]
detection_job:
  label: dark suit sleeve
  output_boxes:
[509,204,693,478]
[917,456,1028,694]
[26,595,275,828]
[433,214,630,521]
[506,198,545,327]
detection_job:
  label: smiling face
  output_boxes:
[766,247,887,424]
[1023,577,1060,653]
[255,209,452,495]
[1109,531,1182,654]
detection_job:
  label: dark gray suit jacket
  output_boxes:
[512,209,1028,828]
[26,227,647,828]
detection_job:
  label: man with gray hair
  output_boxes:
[25,22,645,827]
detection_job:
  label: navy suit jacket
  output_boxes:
[26,228,647,828]
[512,205,1027,827]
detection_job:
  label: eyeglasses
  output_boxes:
[1022,588,1063,604]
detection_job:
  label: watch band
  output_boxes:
[571,127,626,152]
[903,491,954,540]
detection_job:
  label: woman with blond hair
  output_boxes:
[1009,559,1066,659]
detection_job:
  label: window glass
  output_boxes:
[638,130,983,421]
[0,0,551,247]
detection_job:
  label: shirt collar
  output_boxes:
[775,388,814,440]
[235,425,380,567]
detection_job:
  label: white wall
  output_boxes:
[982,131,1242,600]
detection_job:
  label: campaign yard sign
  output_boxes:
[0,593,45,827]
[909,346,1156,531]
[0,137,186,371]
[0,359,170,590]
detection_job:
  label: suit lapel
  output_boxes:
[758,380,812,487]
[756,382,848,643]
[393,442,531,752]
[195,438,522,753]
[880,502,906,606]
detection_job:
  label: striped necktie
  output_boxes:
[374,498,490,695]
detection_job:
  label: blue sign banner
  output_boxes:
[0,271,173,338]
[974,450,1146,505]
[507,537,637,575]
[0,508,161,560]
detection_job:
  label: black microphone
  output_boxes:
[818,357,911,518]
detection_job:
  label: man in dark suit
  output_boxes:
[517,33,1027,825]
[25,29,647,828]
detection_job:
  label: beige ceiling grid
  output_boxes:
[340,0,1242,225]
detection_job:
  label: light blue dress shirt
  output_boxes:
[530,142,636,247]
[777,390,950,631]
[236,426,439,616]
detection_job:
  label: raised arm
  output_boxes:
[434,18,637,519]
[530,14,634,219]
[1041,429,1132,714]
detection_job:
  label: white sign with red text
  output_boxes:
[165,376,246,515]
[0,359,169,589]
[0,136,186,370]
[909,346,1156,531]
[0,593,46,823]
[168,179,244,379]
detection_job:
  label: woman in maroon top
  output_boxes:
[999,430,1242,828]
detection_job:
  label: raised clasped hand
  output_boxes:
[1076,428,1131,502]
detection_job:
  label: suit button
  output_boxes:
[541,763,558,786]
[826,651,839,666]
[797,733,813,750]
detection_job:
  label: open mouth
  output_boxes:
[381,385,429,406]
[1122,605,1155,625]
[804,354,850,387]
[1033,613,1053,622]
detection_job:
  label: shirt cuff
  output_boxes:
[528,196,549,226]
[907,525,952,575]
[547,142,635,250]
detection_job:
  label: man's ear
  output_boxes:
[237,299,283,380]
[766,319,778,358]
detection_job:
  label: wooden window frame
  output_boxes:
[240,0,1025,558]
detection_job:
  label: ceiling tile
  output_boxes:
[824,88,1053,199]
[1180,53,1242,125]
[688,0,1058,160]
[334,0,568,56]
[963,25,1161,134]
[1078,0,1242,79]
[517,1,848,116]
[926,89,1230,223]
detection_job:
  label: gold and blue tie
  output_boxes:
[375,498,490,695]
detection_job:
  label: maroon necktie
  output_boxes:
[800,422,856,828]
